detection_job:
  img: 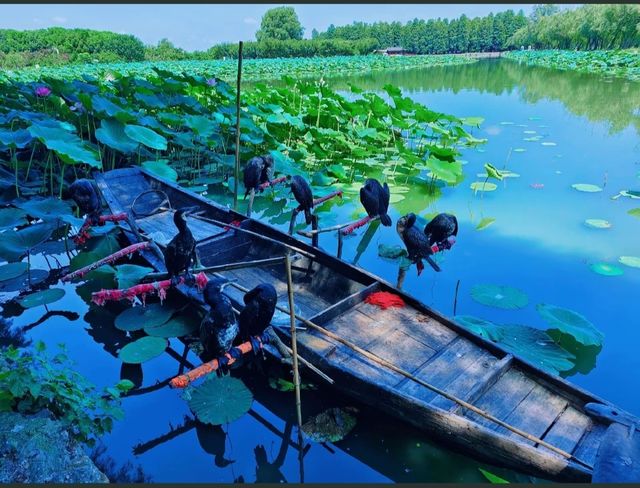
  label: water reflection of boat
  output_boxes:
[95,166,640,482]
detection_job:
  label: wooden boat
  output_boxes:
[94,166,639,482]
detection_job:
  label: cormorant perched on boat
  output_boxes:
[396,213,441,274]
[360,178,392,226]
[238,283,277,339]
[69,179,101,224]
[163,209,197,285]
[200,278,238,361]
[290,175,314,225]
[243,154,274,199]
[424,213,458,249]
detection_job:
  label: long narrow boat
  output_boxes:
[94,166,638,482]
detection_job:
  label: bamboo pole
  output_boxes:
[233,40,243,212]
[285,253,304,460]
[145,256,286,281]
[222,278,591,469]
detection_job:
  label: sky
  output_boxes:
[0,4,537,51]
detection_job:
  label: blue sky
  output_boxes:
[1,4,537,51]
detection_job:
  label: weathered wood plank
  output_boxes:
[465,368,537,429]
[539,406,592,456]
[324,308,393,351]
[399,337,486,403]
[365,328,438,375]
[497,384,568,444]
[308,282,380,326]
[573,422,608,467]
[135,211,223,245]
[433,353,512,412]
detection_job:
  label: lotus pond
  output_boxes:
[1,57,640,482]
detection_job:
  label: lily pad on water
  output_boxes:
[628,208,640,219]
[619,256,640,268]
[572,183,602,193]
[118,336,167,364]
[541,142,557,146]
[590,262,624,276]
[0,208,27,229]
[0,222,56,262]
[536,303,604,347]
[115,303,175,331]
[584,219,611,229]
[513,148,526,153]
[17,288,65,309]
[18,197,81,226]
[471,284,529,310]
[0,262,28,282]
[145,315,198,338]
[476,218,496,231]
[188,375,253,425]
[0,269,48,293]
[470,182,497,192]
[454,316,503,341]
[114,264,153,289]
[301,407,358,443]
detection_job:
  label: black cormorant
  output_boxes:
[69,179,101,224]
[163,209,197,285]
[243,155,274,199]
[200,278,239,360]
[360,178,392,227]
[424,213,458,249]
[396,213,441,274]
[238,283,277,339]
[290,175,314,225]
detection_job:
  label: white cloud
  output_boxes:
[243,17,259,25]
[52,16,67,24]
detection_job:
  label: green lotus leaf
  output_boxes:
[426,157,462,184]
[302,407,358,443]
[536,303,604,347]
[0,262,28,282]
[95,119,139,154]
[184,115,217,138]
[589,262,624,276]
[311,171,334,187]
[188,375,253,425]
[142,160,177,182]
[476,217,496,230]
[18,197,75,223]
[454,315,504,341]
[0,222,56,261]
[118,336,167,364]
[124,124,167,150]
[0,129,32,149]
[619,256,640,268]
[18,288,65,309]
[115,303,175,331]
[483,163,503,181]
[114,264,153,289]
[470,284,529,310]
[378,244,408,260]
[470,181,497,192]
[0,208,27,229]
[460,116,484,127]
[628,208,640,219]
[28,125,101,168]
[145,315,198,338]
[0,269,48,293]
[572,183,602,193]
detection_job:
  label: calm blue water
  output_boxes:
[3,58,640,482]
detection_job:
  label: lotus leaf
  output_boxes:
[454,315,503,341]
[141,160,177,182]
[483,163,503,181]
[118,336,167,364]
[584,219,611,229]
[124,124,167,150]
[0,269,48,293]
[0,208,27,229]
[589,262,624,276]
[0,222,56,261]
[619,256,640,268]
[0,262,28,282]
[470,284,529,310]
[476,217,496,230]
[536,303,604,347]
[378,244,408,260]
[18,288,65,309]
[115,303,175,331]
[628,208,640,219]
[572,184,602,193]
[470,182,497,192]
[95,119,139,154]
[114,264,153,289]
[145,315,198,338]
[479,469,509,484]
[188,375,253,425]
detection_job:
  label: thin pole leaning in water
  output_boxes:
[233,41,243,212]
[285,252,304,482]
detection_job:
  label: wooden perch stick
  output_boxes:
[144,256,286,281]
[61,241,150,282]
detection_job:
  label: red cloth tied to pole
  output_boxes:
[61,241,150,282]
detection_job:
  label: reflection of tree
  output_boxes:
[0,317,31,348]
[326,60,640,135]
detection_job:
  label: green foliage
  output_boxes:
[301,407,358,443]
[17,288,65,309]
[470,284,529,310]
[256,7,304,42]
[187,375,253,425]
[479,468,510,483]
[0,342,133,446]
[118,336,167,364]
[536,303,604,347]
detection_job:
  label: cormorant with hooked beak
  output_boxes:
[243,154,274,199]
[69,179,101,224]
[200,278,238,362]
[290,175,314,225]
[396,213,441,275]
[238,283,277,340]
[360,178,392,227]
[163,209,197,285]
[424,213,458,249]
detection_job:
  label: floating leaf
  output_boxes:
[572,183,602,193]
[454,316,503,341]
[0,222,56,261]
[589,262,624,276]
[541,142,557,146]
[0,269,48,293]
[118,336,167,364]
[302,407,358,443]
[584,219,611,229]
[536,303,603,347]
[124,124,167,150]
[476,218,496,231]
[114,264,152,289]
[145,315,198,338]
[483,163,503,181]
[18,288,65,309]
[378,244,408,260]
[0,208,27,229]
[628,208,640,219]
[619,256,640,268]
[479,469,509,484]
[0,262,28,281]
[513,148,526,153]
[470,284,529,310]
[188,375,253,425]
[470,182,497,192]
[115,303,174,331]
[142,160,178,182]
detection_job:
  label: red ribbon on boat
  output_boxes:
[61,241,150,282]
[91,272,209,306]
[170,333,268,388]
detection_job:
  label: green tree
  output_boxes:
[255,6,304,42]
